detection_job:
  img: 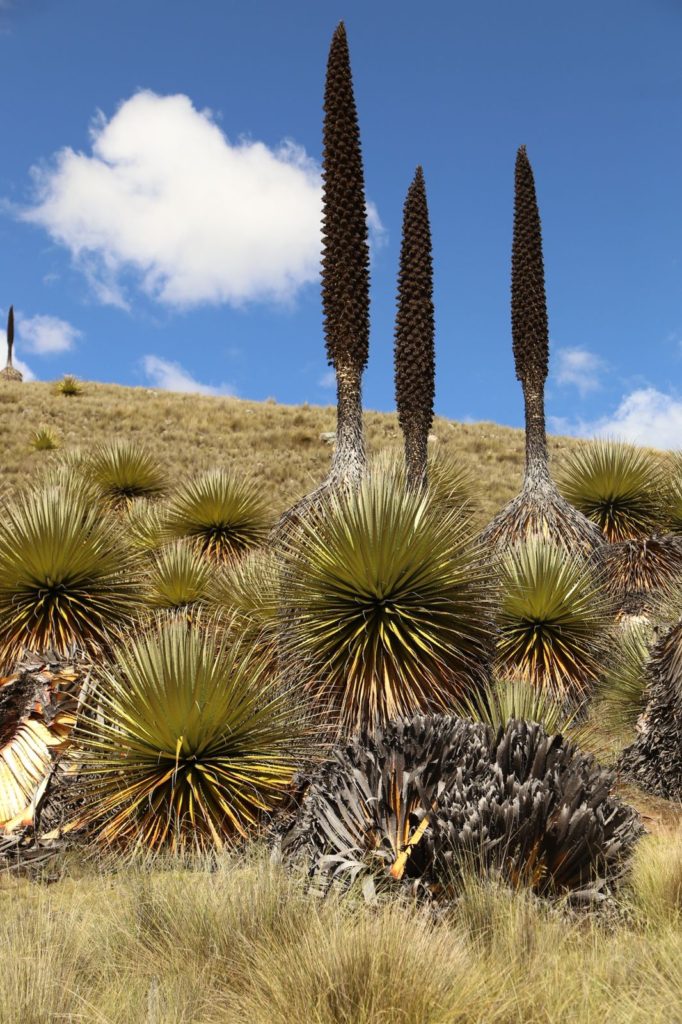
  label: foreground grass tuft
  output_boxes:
[1,841,682,1024]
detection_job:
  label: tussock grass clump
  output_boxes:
[54,374,83,396]
[4,846,682,1023]
[495,540,613,701]
[558,440,665,542]
[280,470,493,733]
[29,426,59,451]
[629,827,682,926]
[163,468,272,563]
[76,616,305,851]
[87,439,167,504]
[0,480,142,665]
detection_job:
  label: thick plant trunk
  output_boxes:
[403,427,428,491]
[522,379,551,489]
[330,356,366,487]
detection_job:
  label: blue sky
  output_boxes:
[0,0,681,446]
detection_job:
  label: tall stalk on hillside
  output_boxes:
[321,21,370,488]
[1,306,22,382]
[394,166,435,489]
[482,147,602,554]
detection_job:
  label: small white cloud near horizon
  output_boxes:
[318,369,336,389]
[550,386,682,450]
[17,313,81,354]
[142,354,235,396]
[554,346,604,396]
[20,91,384,312]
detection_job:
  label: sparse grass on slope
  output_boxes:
[0,380,591,525]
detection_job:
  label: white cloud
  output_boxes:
[12,356,36,380]
[553,346,604,396]
[142,354,235,396]
[551,387,682,450]
[21,91,327,310]
[366,200,388,255]
[17,313,81,354]
[0,327,36,379]
[318,369,336,389]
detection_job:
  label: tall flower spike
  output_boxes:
[395,166,435,490]
[480,148,602,555]
[512,146,550,483]
[1,306,22,383]
[321,21,370,487]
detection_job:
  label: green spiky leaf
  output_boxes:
[75,616,305,850]
[162,469,271,563]
[558,440,665,541]
[281,468,493,732]
[495,540,613,700]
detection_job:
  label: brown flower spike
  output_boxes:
[321,21,370,487]
[394,166,435,489]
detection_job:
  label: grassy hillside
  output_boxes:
[0,380,589,524]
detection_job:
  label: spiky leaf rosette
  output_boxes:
[75,616,304,851]
[450,675,583,740]
[370,449,475,520]
[596,619,654,733]
[0,481,142,666]
[619,618,682,799]
[54,374,83,396]
[280,469,493,734]
[595,535,682,617]
[495,540,614,701]
[558,441,665,541]
[664,452,682,533]
[145,543,213,613]
[208,549,280,647]
[29,426,59,452]
[162,468,271,563]
[394,166,435,489]
[125,499,168,553]
[283,714,641,904]
[86,440,167,505]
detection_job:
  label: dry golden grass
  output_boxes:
[1,834,681,1024]
[0,379,590,524]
